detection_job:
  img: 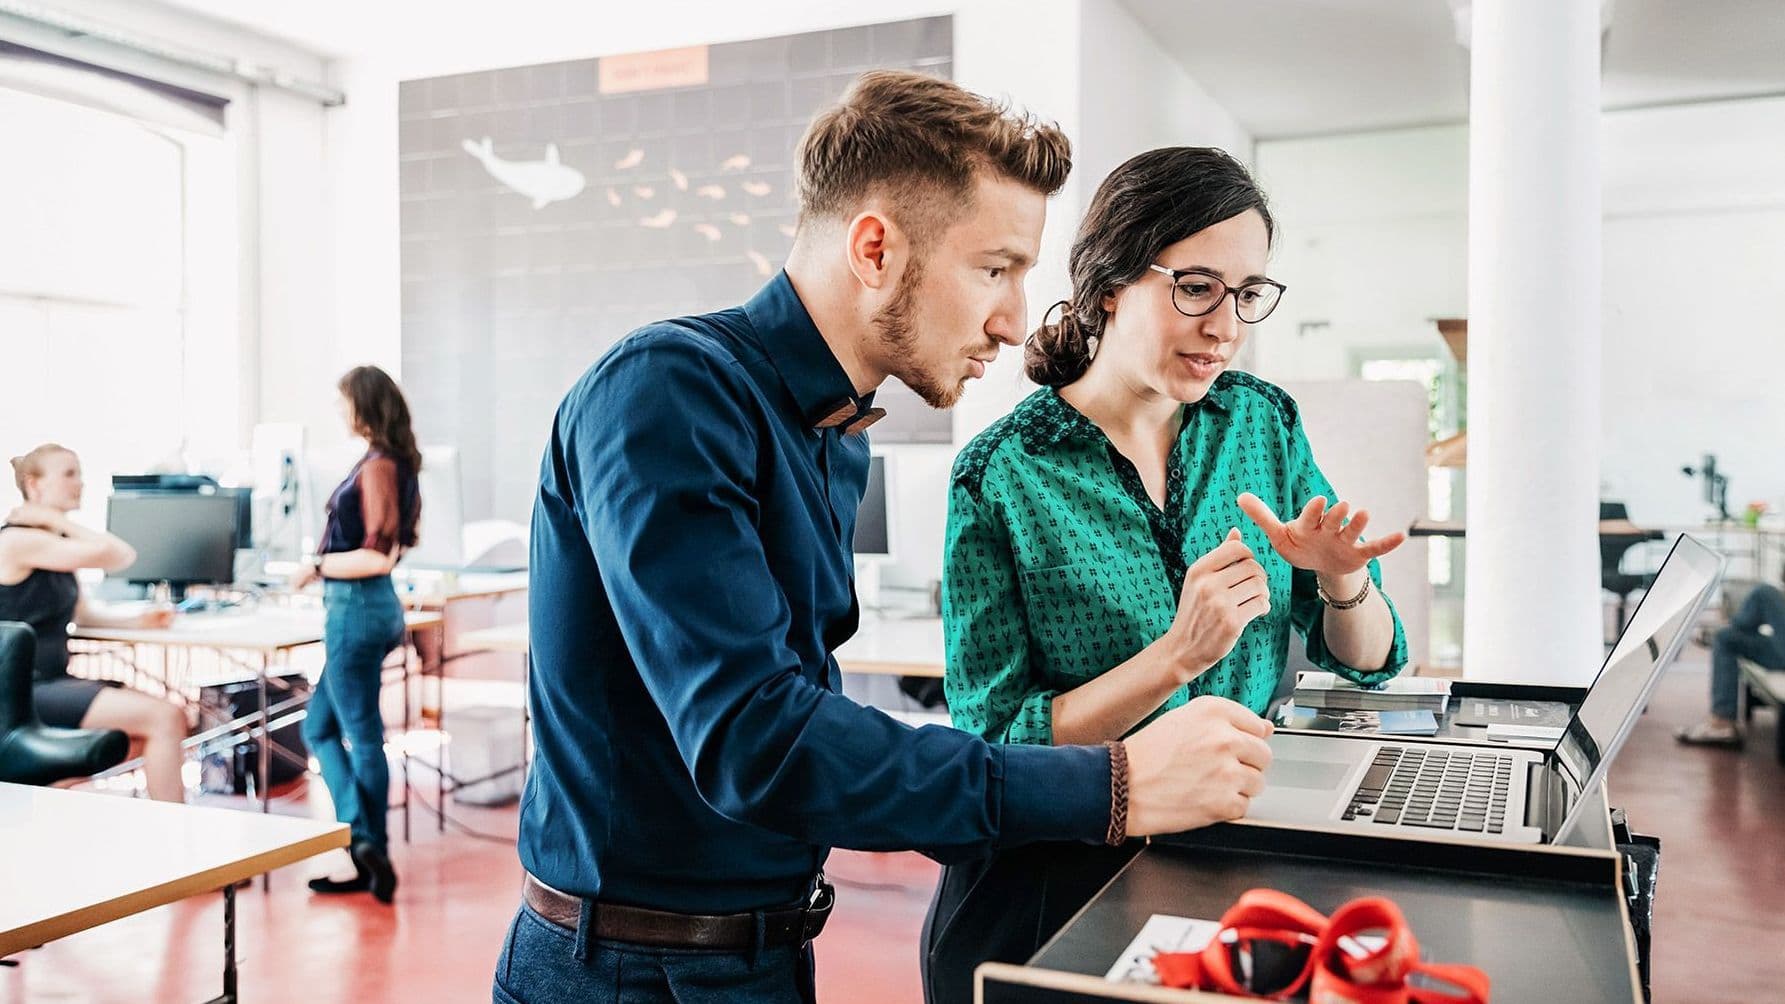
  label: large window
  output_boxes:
[0,83,232,525]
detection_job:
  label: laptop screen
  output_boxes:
[1553,535,1724,823]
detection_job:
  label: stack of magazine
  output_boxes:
[1292,671,1451,714]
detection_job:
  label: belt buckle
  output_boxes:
[800,872,836,942]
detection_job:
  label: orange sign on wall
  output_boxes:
[599,45,711,94]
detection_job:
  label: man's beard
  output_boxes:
[869,255,965,410]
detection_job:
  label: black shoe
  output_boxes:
[351,841,398,904]
[308,850,370,895]
[307,872,371,895]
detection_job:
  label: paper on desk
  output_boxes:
[1105,915,1222,983]
[1105,913,1387,985]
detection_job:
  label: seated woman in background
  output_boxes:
[0,443,186,801]
[923,148,1412,1004]
[1676,581,1785,748]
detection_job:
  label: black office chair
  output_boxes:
[1600,502,1656,640]
[0,622,129,786]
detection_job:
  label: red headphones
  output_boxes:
[1151,889,1490,1003]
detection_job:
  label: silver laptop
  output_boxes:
[1245,534,1723,846]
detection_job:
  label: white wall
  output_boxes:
[1076,0,1252,200]
[1251,97,1785,530]
[1251,124,1470,382]
[0,0,339,461]
[1599,97,1785,527]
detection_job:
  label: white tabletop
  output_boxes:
[448,613,945,677]
[397,571,530,607]
[70,607,442,653]
[0,783,346,955]
[457,621,532,654]
[834,613,945,678]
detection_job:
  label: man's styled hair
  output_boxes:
[794,69,1071,245]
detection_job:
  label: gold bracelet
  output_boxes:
[1317,575,1372,610]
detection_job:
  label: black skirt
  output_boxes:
[920,840,1140,1004]
[33,677,118,729]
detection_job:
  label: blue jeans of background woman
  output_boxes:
[304,575,405,851]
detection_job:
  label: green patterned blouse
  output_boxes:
[943,371,1408,745]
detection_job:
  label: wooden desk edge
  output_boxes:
[838,659,945,679]
[454,630,531,655]
[445,633,944,678]
[0,824,348,957]
[403,584,530,608]
[68,631,319,653]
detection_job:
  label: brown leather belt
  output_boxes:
[522,873,834,951]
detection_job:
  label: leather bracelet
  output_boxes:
[1317,574,1372,610]
[1104,740,1129,846]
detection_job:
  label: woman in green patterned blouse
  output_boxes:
[922,148,1411,1004]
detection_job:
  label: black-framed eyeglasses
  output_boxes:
[1147,264,1287,324]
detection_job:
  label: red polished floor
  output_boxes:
[3,647,1780,1003]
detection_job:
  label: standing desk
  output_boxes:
[980,680,1650,1003]
[981,795,1643,1003]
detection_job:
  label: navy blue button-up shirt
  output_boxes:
[521,272,1112,913]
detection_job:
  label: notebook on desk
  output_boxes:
[1451,697,1572,729]
[1276,707,1440,736]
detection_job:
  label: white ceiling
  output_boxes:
[137,0,1785,139]
[1120,0,1785,138]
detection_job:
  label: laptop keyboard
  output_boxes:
[1342,747,1514,834]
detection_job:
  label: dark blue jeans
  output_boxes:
[491,902,817,1003]
[1712,584,1785,719]
[304,576,404,851]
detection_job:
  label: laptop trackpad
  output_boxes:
[1270,759,1352,791]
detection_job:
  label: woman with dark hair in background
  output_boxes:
[922,148,1410,1003]
[0,443,187,801]
[293,365,421,904]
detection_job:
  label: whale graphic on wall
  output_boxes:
[461,137,586,209]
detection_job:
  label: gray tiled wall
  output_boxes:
[398,17,954,524]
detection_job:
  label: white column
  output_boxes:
[1464,0,1603,683]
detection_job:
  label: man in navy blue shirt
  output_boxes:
[494,70,1275,1003]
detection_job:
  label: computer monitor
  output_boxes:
[109,475,251,549]
[853,455,892,559]
[112,473,217,493]
[219,487,253,550]
[106,493,239,599]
